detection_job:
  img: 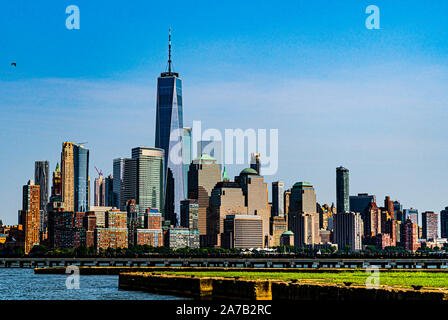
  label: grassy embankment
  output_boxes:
[155,270,448,289]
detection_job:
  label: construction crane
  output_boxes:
[94,166,103,178]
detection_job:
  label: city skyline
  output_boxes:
[1,1,448,224]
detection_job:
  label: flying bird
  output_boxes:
[11,62,16,67]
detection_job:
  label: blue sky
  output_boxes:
[1,0,447,224]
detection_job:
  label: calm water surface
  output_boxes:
[0,268,184,300]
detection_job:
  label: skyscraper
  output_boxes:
[50,163,62,204]
[197,140,223,171]
[334,211,363,252]
[336,166,349,213]
[441,207,448,239]
[35,161,49,232]
[183,127,192,196]
[236,168,270,246]
[155,29,185,223]
[61,142,75,211]
[250,153,261,175]
[74,144,89,212]
[187,154,221,236]
[403,208,418,225]
[19,180,40,254]
[131,147,165,219]
[288,182,320,247]
[422,211,438,241]
[272,181,284,217]
[349,193,375,215]
[113,158,127,211]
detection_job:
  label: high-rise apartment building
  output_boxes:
[422,211,438,240]
[272,181,284,217]
[333,211,363,251]
[19,180,40,254]
[402,218,419,251]
[336,166,349,213]
[94,175,114,207]
[61,142,75,212]
[155,29,185,224]
[74,144,89,212]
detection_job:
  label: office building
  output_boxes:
[208,181,247,247]
[222,215,263,249]
[349,193,376,215]
[154,29,185,224]
[272,181,284,217]
[164,227,199,249]
[197,140,223,171]
[183,127,192,196]
[237,168,270,246]
[404,208,418,226]
[187,154,221,235]
[336,166,349,213]
[422,211,438,241]
[131,147,165,219]
[94,175,114,207]
[441,207,448,239]
[113,158,128,211]
[288,182,320,247]
[35,161,49,233]
[180,199,199,230]
[250,153,261,175]
[270,216,288,247]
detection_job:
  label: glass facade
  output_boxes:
[183,127,192,197]
[336,166,349,213]
[74,145,89,212]
[155,75,185,224]
[132,147,165,219]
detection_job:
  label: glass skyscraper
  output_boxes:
[155,29,185,224]
[131,147,165,218]
[74,144,89,212]
[35,160,49,231]
[336,166,349,213]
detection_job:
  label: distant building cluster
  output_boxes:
[1,35,447,255]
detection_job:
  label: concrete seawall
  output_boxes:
[34,266,448,275]
[118,272,448,300]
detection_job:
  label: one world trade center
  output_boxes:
[155,28,185,225]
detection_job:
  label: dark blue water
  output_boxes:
[0,268,183,300]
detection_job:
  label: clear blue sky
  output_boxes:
[1,0,447,224]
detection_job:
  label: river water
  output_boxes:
[0,268,183,300]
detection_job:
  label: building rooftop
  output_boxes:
[293,181,313,188]
[240,168,258,175]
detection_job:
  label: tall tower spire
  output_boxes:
[168,27,172,73]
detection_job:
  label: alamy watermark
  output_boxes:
[168,120,279,176]
[65,265,80,289]
[365,266,380,289]
[66,5,80,30]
